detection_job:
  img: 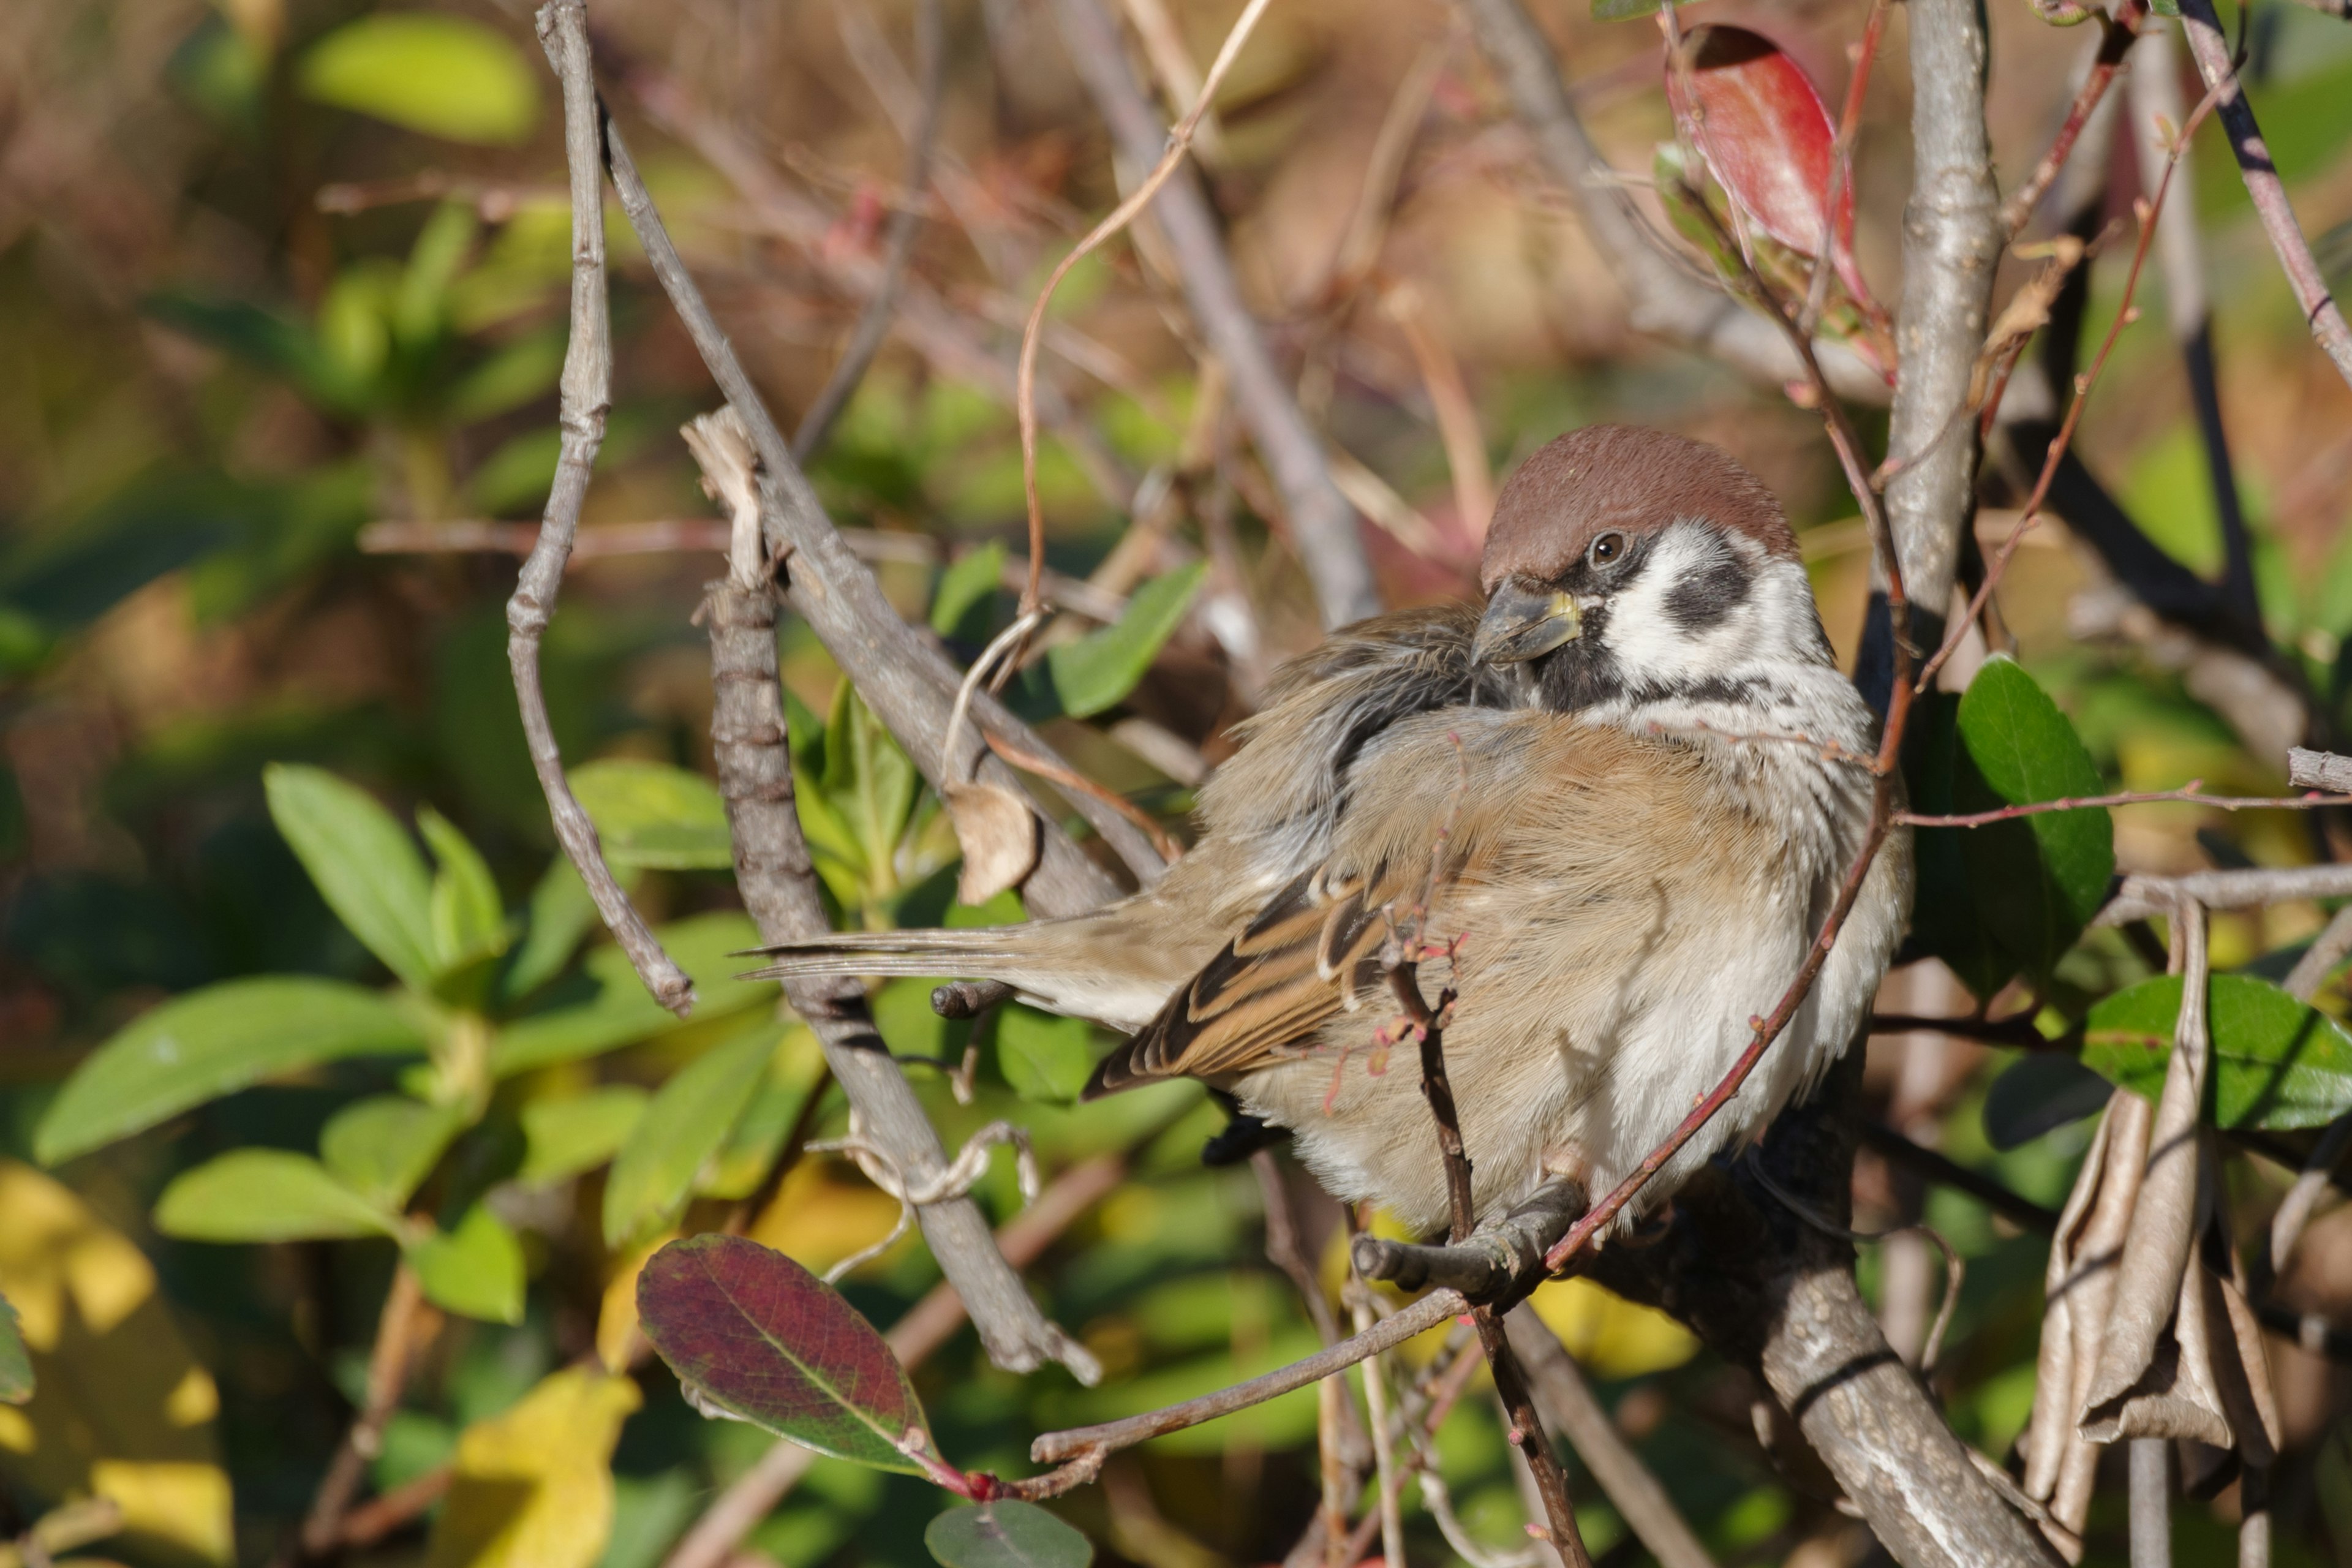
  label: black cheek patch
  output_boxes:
[1662,541,1752,632]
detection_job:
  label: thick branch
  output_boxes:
[1882,0,2003,622]
[1047,0,1381,628]
[594,98,1164,898]
[513,2,694,1016]
[1587,1063,2056,1567]
[1455,0,1887,404]
[2176,0,2352,391]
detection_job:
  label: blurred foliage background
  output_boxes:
[3,0,2352,1564]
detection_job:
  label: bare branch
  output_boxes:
[2098,863,2352,923]
[1999,1,2148,240]
[1858,1121,2064,1234]
[1882,0,2003,632]
[592,84,1165,895]
[2130,1439,2171,1568]
[682,406,1098,1385]
[791,0,944,461]
[1502,1311,1719,1568]
[2175,0,2352,391]
[2290,747,2352,793]
[1047,0,1381,628]
[514,2,695,1016]
[1031,1287,1467,1465]
[1455,0,1888,404]
[295,1264,435,1560]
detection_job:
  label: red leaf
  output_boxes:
[1664,26,1855,276]
[636,1234,938,1475]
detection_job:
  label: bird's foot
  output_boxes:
[1349,1178,1588,1309]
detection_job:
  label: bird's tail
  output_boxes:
[739,928,1038,987]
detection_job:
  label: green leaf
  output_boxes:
[603,1028,779,1246]
[36,977,429,1165]
[155,1150,401,1242]
[1982,1052,2115,1150]
[1956,659,2114,963]
[297,15,541,146]
[491,914,777,1076]
[420,806,511,971]
[266,764,440,991]
[931,543,1005,639]
[2083,973,2352,1129]
[996,1006,1096,1104]
[636,1235,933,1473]
[926,1503,1093,1568]
[821,684,920,901]
[571,760,735,872]
[519,1087,649,1187]
[322,1095,467,1210]
[409,1205,526,1324]
[1902,695,2012,1000]
[0,1292,31,1405]
[696,1030,824,1200]
[502,855,598,1005]
[1045,562,1206,719]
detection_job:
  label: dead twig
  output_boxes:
[2000,0,2150,239]
[513,4,695,1016]
[295,1264,437,1560]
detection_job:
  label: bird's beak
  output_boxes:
[1472,579,1583,666]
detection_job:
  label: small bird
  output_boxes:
[752,426,1910,1237]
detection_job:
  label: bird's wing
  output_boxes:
[1088,710,1687,1097]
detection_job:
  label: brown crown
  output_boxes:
[1479,425,1798,593]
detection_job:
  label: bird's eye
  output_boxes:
[1589,532,1626,567]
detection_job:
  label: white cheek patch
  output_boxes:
[1597,522,1785,682]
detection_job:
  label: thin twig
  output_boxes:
[295,1264,434,1559]
[1014,0,1275,615]
[2000,0,2150,239]
[592,54,1162,895]
[1901,784,2352,826]
[1858,1122,2064,1234]
[1049,0,1381,628]
[1031,1287,1468,1464]
[2097,862,2352,923]
[2176,0,2352,391]
[513,2,694,1016]
[792,0,945,461]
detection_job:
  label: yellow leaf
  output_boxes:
[0,1162,232,1565]
[424,1368,641,1568]
[746,1159,907,1276]
[595,1232,674,1375]
[1528,1278,1700,1379]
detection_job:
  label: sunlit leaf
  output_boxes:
[696,1030,824,1201]
[1664,26,1849,266]
[1044,562,1206,719]
[36,978,428,1166]
[932,542,1006,640]
[570,760,734,872]
[1955,658,2114,987]
[423,1367,639,1568]
[1982,1052,2114,1150]
[154,1152,400,1243]
[322,1095,466,1210]
[996,1007,1095,1105]
[2082,973,2352,1129]
[298,15,541,147]
[602,1028,778,1246]
[0,1291,31,1405]
[635,1234,934,1474]
[925,1502,1093,1568]
[265,764,439,991]
[519,1088,649,1188]
[419,807,510,973]
[490,914,776,1076]
[500,856,598,1005]
[409,1206,526,1325]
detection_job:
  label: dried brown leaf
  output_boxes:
[946,782,1041,905]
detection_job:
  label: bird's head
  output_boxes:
[1472,425,1831,714]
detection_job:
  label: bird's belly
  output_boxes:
[1229,848,1905,1237]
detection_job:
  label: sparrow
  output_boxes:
[751,425,1911,1237]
